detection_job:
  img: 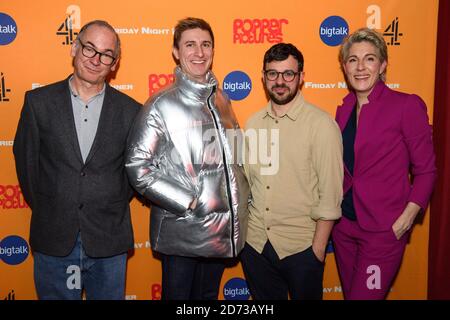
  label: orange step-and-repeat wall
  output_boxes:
[0,0,438,300]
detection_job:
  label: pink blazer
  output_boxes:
[335,81,437,232]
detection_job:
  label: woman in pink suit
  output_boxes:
[332,28,437,300]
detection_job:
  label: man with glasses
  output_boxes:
[241,43,343,299]
[13,20,141,299]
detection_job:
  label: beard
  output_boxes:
[267,84,298,105]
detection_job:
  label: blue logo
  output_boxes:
[223,71,252,101]
[326,240,334,254]
[319,16,349,46]
[223,277,251,300]
[0,13,18,45]
[0,235,29,265]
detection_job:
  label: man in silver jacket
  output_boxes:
[125,17,249,300]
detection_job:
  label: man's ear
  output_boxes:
[299,71,305,86]
[71,40,78,58]
[110,57,119,72]
[172,47,179,61]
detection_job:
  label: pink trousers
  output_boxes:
[332,217,409,300]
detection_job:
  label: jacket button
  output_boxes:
[78,204,84,209]
[266,227,270,231]
[80,172,86,177]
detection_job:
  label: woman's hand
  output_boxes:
[392,202,421,240]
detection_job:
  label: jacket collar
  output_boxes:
[174,66,217,103]
[57,75,115,165]
[342,80,387,108]
[338,81,388,133]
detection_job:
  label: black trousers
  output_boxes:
[161,254,226,300]
[240,241,324,300]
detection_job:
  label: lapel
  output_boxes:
[54,77,84,164]
[350,81,386,176]
[337,92,356,178]
[84,83,116,165]
[337,93,356,132]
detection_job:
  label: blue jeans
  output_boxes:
[33,233,127,300]
[161,254,226,300]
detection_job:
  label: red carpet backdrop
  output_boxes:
[0,0,438,300]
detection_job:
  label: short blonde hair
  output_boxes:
[339,28,388,81]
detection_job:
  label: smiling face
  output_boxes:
[172,28,214,83]
[71,24,118,86]
[342,41,387,100]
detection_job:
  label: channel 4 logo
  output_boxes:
[0,235,29,265]
[383,17,403,46]
[0,72,11,102]
[4,290,15,300]
[223,71,252,101]
[0,13,17,45]
[319,16,349,46]
[56,5,81,45]
[223,277,251,300]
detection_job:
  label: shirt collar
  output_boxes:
[263,91,304,121]
[68,75,106,102]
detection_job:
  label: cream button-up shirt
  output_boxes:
[244,92,343,259]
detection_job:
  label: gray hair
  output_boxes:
[76,20,121,58]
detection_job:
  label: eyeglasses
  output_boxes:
[264,69,300,82]
[78,40,116,66]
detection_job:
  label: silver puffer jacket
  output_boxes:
[126,67,249,258]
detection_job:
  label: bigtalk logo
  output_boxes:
[0,235,29,265]
[326,239,334,254]
[223,277,251,300]
[319,16,349,46]
[223,71,252,101]
[0,13,18,45]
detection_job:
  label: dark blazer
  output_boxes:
[335,81,436,232]
[13,77,141,257]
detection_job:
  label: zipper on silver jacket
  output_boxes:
[206,86,237,258]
